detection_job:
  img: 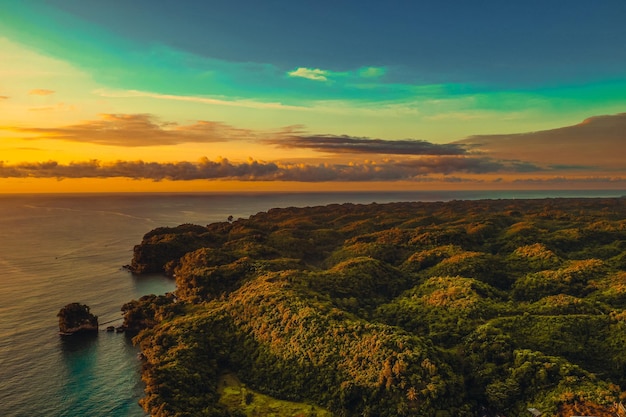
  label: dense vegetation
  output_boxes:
[58,302,98,334]
[125,197,626,416]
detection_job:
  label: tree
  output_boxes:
[57,302,98,334]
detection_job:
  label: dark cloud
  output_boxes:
[0,155,549,182]
[397,156,500,174]
[266,134,468,155]
[9,114,265,146]
[548,164,598,171]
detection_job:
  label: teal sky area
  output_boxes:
[3,1,626,130]
[0,1,625,192]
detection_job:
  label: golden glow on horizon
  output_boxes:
[2,175,626,194]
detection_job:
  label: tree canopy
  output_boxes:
[125,197,626,417]
[58,302,98,334]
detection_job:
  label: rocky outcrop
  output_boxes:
[128,223,224,275]
[57,302,98,335]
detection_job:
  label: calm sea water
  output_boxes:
[0,190,623,416]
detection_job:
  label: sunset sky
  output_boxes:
[1,0,626,193]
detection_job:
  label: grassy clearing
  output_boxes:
[217,372,333,417]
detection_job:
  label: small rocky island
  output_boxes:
[57,302,98,335]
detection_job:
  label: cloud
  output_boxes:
[287,67,330,81]
[5,113,267,146]
[28,103,77,112]
[395,156,532,175]
[94,89,306,111]
[425,111,487,121]
[0,159,277,181]
[513,176,626,184]
[287,66,385,83]
[266,134,468,155]
[0,155,552,182]
[358,67,386,78]
[457,112,626,169]
[28,89,55,96]
[0,95,9,100]
[4,112,623,184]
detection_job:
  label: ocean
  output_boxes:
[0,190,624,416]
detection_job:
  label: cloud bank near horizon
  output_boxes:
[0,155,606,183]
[2,112,625,187]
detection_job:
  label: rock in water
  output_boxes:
[57,302,99,335]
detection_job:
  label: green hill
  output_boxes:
[125,198,626,417]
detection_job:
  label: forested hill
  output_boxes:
[125,197,626,417]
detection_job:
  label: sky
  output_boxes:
[1,0,626,193]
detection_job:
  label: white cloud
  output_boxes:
[287,67,330,81]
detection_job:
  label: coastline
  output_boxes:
[127,196,626,416]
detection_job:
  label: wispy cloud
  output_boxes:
[28,89,55,96]
[358,67,386,78]
[5,113,269,146]
[93,89,306,111]
[424,111,487,121]
[28,102,76,112]
[266,134,468,155]
[0,95,9,100]
[287,67,330,81]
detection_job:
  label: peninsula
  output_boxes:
[125,198,626,417]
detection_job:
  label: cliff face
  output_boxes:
[57,302,98,334]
